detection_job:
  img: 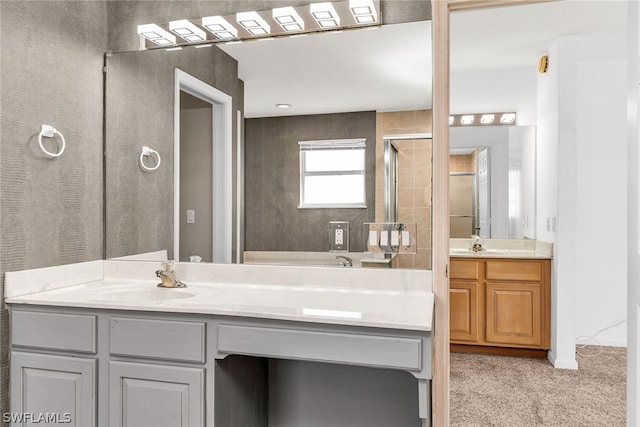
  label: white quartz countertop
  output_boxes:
[4,260,434,332]
[449,238,553,259]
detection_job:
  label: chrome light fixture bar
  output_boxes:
[449,112,517,127]
[201,16,238,40]
[137,0,380,50]
[169,19,207,42]
[137,23,176,46]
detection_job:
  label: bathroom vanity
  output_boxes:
[449,239,552,357]
[5,260,434,427]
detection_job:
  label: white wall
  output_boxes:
[575,58,627,346]
[451,67,537,126]
[537,33,628,368]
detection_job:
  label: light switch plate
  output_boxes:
[329,221,349,252]
[364,222,417,254]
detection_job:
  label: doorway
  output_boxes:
[174,69,232,263]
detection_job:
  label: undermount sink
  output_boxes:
[95,286,195,302]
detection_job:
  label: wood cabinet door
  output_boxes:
[449,281,480,343]
[109,361,204,427]
[485,282,542,347]
[10,351,96,427]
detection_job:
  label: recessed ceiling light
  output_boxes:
[137,23,176,46]
[202,16,238,40]
[276,104,292,109]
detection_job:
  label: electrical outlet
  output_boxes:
[186,210,195,224]
[329,221,349,252]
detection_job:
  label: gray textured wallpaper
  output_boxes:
[0,0,108,419]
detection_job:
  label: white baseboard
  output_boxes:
[548,350,579,370]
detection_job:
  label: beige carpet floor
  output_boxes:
[450,346,626,426]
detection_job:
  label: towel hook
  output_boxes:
[38,124,65,158]
[139,146,161,172]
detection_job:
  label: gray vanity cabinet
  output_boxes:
[107,315,207,427]
[109,361,204,427]
[9,304,431,426]
[10,310,98,426]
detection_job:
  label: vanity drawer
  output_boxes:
[217,324,424,371]
[11,310,97,353]
[450,259,479,280]
[110,317,206,363]
[486,261,542,282]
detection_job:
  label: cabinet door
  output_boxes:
[449,281,480,343]
[109,361,204,427]
[11,352,96,427]
[485,282,542,347]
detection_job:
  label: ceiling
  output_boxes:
[219,0,627,119]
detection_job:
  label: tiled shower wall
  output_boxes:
[0,1,108,418]
[376,110,433,269]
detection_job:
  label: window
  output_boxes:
[299,138,367,208]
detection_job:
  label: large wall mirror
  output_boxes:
[104,11,434,269]
[449,125,536,239]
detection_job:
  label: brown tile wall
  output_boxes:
[375,110,433,269]
[449,152,476,173]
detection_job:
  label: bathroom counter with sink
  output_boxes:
[4,259,434,331]
[449,238,553,259]
[6,260,434,426]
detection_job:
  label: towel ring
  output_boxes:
[38,125,65,158]
[139,146,161,172]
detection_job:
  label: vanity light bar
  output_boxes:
[137,0,380,50]
[236,11,271,36]
[273,6,305,32]
[310,2,341,28]
[137,23,176,46]
[169,19,207,43]
[349,0,377,24]
[449,112,517,127]
[202,16,239,40]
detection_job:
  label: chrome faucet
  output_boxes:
[336,255,353,267]
[156,261,186,288]
[471,235,484,252]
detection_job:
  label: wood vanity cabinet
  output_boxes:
[450,257,551,356]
